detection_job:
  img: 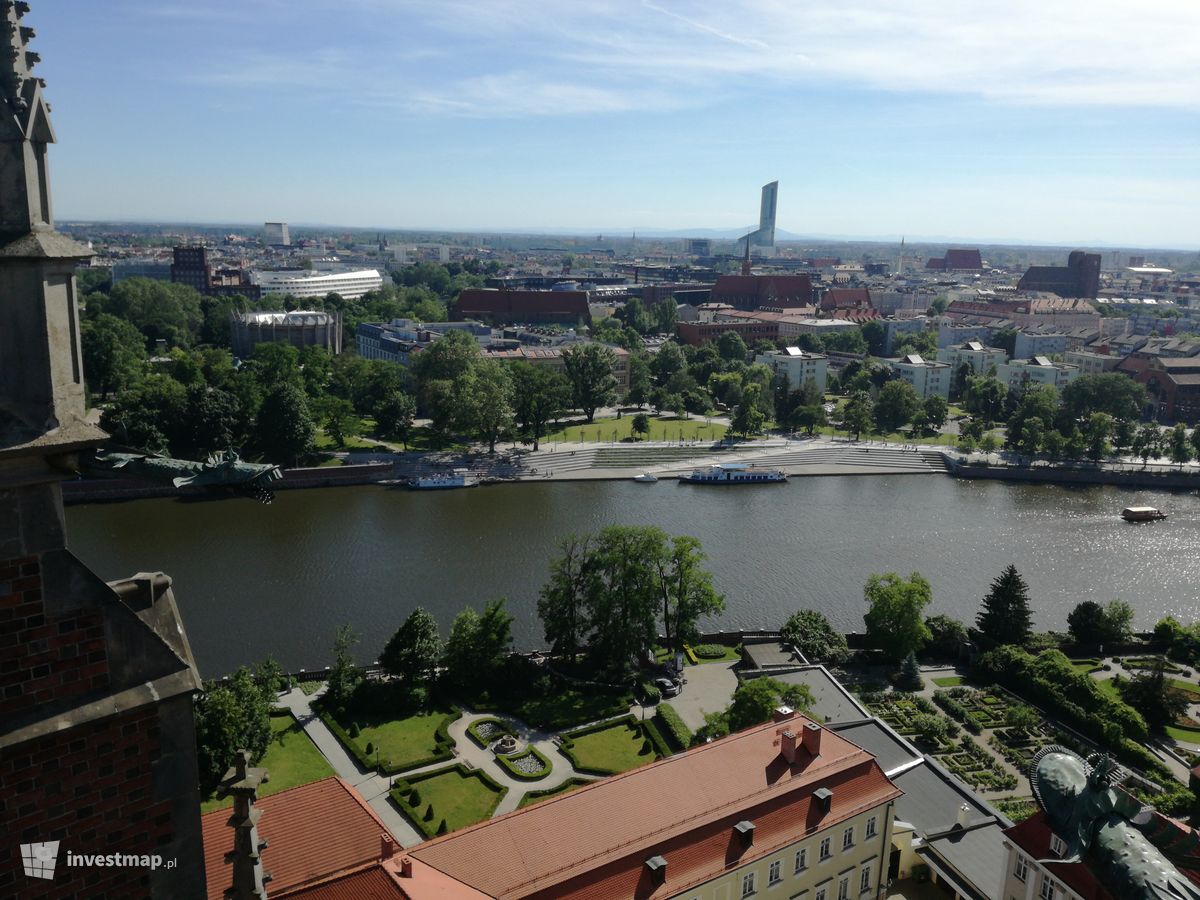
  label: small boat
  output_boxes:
[679,463,787,485]
[407,472,477,490]
[1121,506,1166,522]
[633,473,658,483]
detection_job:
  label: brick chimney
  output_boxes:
[780,730,798,764]
[399,857,414,878]
[380,834,398,861]
[801,721,822,757]
[772,705,795,723]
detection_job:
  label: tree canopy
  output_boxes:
[974,565,1034,649]
[863,572,933,661]
[780,609,849,663]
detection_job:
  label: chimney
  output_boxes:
[955,803,971,829]
[780,730,798,764]
[380,834,398,861]
[772,705,795,723]
[813,787,833,815]
[399,857,414,878]
[801,721,822,757]
[644,855,667,885]
[734,820,755,847]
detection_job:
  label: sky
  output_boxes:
[27,1,1200,248]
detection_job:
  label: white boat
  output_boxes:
[407,472,477,490]
[678,463,787,485]
[633,473,658,483]
[1121,506,1166,522]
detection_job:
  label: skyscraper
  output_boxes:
[264,221,290,246]
[746,181,778,248]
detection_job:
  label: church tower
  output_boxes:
[0,4,206,896]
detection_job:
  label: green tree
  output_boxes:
[97,277,204,349]
[842,390,874,440]
[1067,599,1134,646]
[923,395,949,431]
[896,652,923,691]
[863,572,933,661]
[325,623,362,709]
[562,343,618,424]
[627,354,652,407]
[963,375,1007,425]
[316,396,362,449]
[537,534,594,660]
[631,412,651,440]
[874,380,922,433]
[81,313,147,400]
[924,614,968,659]
[726,677,814,732]
[1118,657,1189,732]
[1168,422,1191,467]
[98,374,188,454]
[443,599,513,690]
[250,342,303,389]
[1059,373,1146,426]
[780,609,849,663]
[193,665,276,792]
[1005,704,1040,734]
[650,341,685,387]
[184,384,242,456]
[716,330,748,363]
[1134,423,1162,466]
[1083,412,1113,462]
[974,564,1034,648]
[257,383,315,466]
[413,329,480,405]
[374,391,417,446]
[653,535,725,651]
[730,383,766,437]
[380,607,442,684]
[653,298,678,334]
[455,358,514,453]
[1190,426,1200,463]
[511,362,570,450]
[861,320,886,356]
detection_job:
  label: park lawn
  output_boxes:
[543,415,727,444]
[569,723,656,775]
[1165,724,1200,746]
[932,675,965,687]
[1169,679,1200,702]
[402,426,468,453]
[807,424,957,447]
[1069,659,1102,674]
[507,686,632,732]
[313,428,382,451]
[201,713,334,812]
[1093,678,1122,700]
[690,645,742,665]
[410,767,506,832]
[351,708,458,770]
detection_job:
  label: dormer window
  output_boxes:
[1050,834,1066,857]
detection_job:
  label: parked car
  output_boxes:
[654,677,681,698]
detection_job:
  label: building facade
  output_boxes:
[230,310,343,358]
[998,357,1080,391]
[677,320,780,346]
[252,268,384,301]
[755,347,830,393]
[936,341,1008,375]
[264,221,290,246]
[1017,250,1102,299]
[886,354,952,399]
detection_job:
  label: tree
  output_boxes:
[726,677,814,732]
[631,413,651,440]
[963,375,1007,425]
[627,354,652,407]
[184,384,242,456]
[925,614,968,659]
[731,384,766,437]
[443,599,513,690]
[1083,412,1113,462]
[791,404,827,436]
[193,665,276,792]
[716,330,748,363]
[974,565,1033,648]
[863,572,933,661]
[653,535,725,651]
[454,358,514,453]
[316,396,362,449]
[1059,374,1146,426]
[1169,422,1191,467]
[511,362,570,451]
[1190,426,1200,464]
[1005,704,1040,734]
[537,535,594,660]
[1118,657,1189,732]
[250,342,303,389]
[380,608,442,684]
[780,609,850,663]
[257,383,315,466]
[874,380,922,433]
[1134,423,1162,466]
[650,341,686,387]
[97,278,204,349]
[896,652,923,691]
[81,313,147,400]
[325,623,362,709]
[861,320,886,356]
[1068,599,1134,646]
[923,395,949,431]
[842,390,874,440]
[653,298,678,334]
[413,329,480,403]
[374,391,417,446]
[98,374,188,454]
[562,343,618,424]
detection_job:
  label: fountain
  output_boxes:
[492,734,521,755]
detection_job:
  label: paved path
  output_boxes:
[653,661,740,732]
[277,687,424,846]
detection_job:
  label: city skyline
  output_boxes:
[35,1,1200,248]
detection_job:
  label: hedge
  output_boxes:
[639,680,662,705]
[682,644,700,665]
[519,777,594,808]
[642,716,674,759]
[319,707,460,776]
[559,715,662,776]
[932,691,983,735]
[495,745,553,781]
[466,717,513,750]
[655,703,693,752]
[691,644,729,659]
[388,763,507,841]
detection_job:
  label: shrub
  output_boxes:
[437,819,448,835]
[655,703,693,752]
[780,609,850,663]
[424,804,434,821]
[409,787,421,807]
[348,722,360,738]
[692,644,729,659]
[639,680,662,705]
[365,741,374,756]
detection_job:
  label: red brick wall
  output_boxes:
[1,705,174,898]
[0,554,108,717]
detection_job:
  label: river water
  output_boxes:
[65,476,1200,676]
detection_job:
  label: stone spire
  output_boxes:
[218,750,272,900]
[0,0,104,463]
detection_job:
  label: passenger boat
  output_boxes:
[632,473,658,483]
[678,463,787,485]
[407,472,477,490]
[1121,506,1166,522]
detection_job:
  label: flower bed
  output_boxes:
[496,745,553,781]
[466,717,513,749]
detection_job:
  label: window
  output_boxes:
[795,848,808,873]
[742,872,757,897]
[1038,877,1056,900]
[838,876,849,900]
[865,816,877,839]
[815,889,827,900]
[820,838,831,860]
[769,861,782,885]
[860,867,871,893]
[1050,835,1066,857]
[842,826,854,850]
[1014,855,1028,883]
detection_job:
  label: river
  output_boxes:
[65,476,1200,676]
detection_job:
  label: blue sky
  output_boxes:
[30,1,1200,248]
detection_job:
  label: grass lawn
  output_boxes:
[1069,659,1102,674]
[1165,724,1200,746]
[688,644,742,665]
[1093,678,1122,700]
[518,777,593,808]
[567,722,656,775]
[401,426,468,453]
[508,686,631,732]
[313,427,385,451]
[543,415,727,444]
[201,713,334,812]
[932,675,965,687]
[403,767,506,832]
[1169,679,1200,702]
[348,708,458,770]
[297,679,325,695]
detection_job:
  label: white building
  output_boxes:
[1013,331,1068,359]
[998,357,1080,391]
[1063,350,1120,376]
[886,354,952,399]
[936,341,1008,375]
[881,316,928,354]
[251,268,384,301]
[755,347,829,393]
[264,222,290,246]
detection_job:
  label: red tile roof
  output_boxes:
[944,249,983,270]
[201,777,393,900]
[820,288,872,311]
[1005,813,1114,900]
[710,275,815,309]
[455,289,591,322]
[409,713,901,899]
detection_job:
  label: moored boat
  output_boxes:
[678,463,787,485]
[633,473,658,483]
[1121,506,1166,522]
[407,472,477,490]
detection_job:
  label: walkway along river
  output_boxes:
[66,476,1200,676]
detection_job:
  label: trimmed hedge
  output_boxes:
[639,680,662,705]
[466,717,512,750]
[932,691,983,735]
[559,715,662,776]
[389,763,507,841]
[691,644,729,659]
[518,777,594,808]
[655,703,693,752]
[682,644,700,665]
[642,716,674,759]
[496,745,553,781]
[319,706,460,776]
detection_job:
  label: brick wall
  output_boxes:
[0,553,108,717]
[0,705,173,898]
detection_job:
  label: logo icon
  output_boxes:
[20,841,60,880]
